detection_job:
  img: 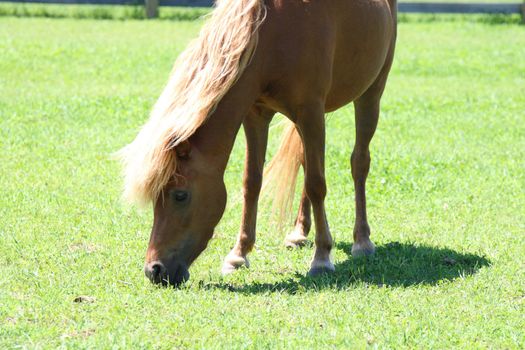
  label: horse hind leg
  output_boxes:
[350,94,381,257]
[262,122,311,248]
[284,173,312,248]
[222,108,273,274]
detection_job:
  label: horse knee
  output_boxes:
[243,171,262,201]
[351,149,370,179]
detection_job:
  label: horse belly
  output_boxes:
[325,0,394,112]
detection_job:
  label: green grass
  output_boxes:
[1,13,524,349]
[0,3,211,20]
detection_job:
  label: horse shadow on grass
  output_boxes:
[200,241,490,294]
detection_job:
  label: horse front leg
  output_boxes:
[295,102,335,276]
[222,108,272,274]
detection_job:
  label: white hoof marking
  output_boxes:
[351,240,376,257]
[284,230,308,248]
[221,253,249,275]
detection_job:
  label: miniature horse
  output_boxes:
[119,0,397,285]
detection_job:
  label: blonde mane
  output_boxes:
[118,0,266,204]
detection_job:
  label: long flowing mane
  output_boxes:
[118,0,266,204]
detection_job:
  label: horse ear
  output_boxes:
[176,140,191,160]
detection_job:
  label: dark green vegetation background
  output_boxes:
[0,11,524,349]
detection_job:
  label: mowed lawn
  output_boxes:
[1,13,524,349]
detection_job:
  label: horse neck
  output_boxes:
[191,72,261,173]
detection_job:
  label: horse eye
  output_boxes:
[171,190,189,203]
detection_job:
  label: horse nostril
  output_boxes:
[151,263,163,278]
[145,261,167,284]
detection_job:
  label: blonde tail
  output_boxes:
[262,121,303,228]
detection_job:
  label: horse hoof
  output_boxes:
[221,253,249,275]
[308,265,335,277]
[351,240,376,257]
[308,259,335,277]
[284,231,308,248]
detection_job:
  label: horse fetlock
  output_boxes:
[351,239,376,257]
[221,252,250,275]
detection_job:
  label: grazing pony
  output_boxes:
[119,0,397,286]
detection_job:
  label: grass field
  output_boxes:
[1,10,524,349]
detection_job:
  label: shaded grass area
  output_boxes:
[0,2,523,24]
[0,15,524,349]
[204,242,491,294]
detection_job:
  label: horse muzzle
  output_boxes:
[144,260,190,287]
